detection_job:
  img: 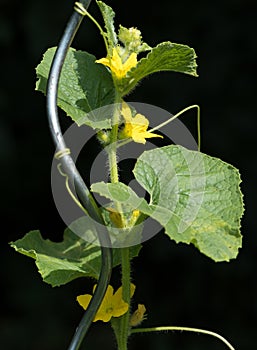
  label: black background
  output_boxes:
[1,0,257,349]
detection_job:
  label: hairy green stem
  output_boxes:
[108,98,125,221]
[107,95,132,350]
[111,248,131,350]
[108,98,121,184]
[118,248,131,350]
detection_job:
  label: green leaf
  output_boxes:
[97,1,118,50]
[120,42,198,96]
[35,47,115,129]
[10,227,141,287]
[91,145,244,262]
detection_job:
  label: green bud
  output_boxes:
[118,25,151,55]
[97,130,111,145]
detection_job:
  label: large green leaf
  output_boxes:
[120,42,198,96]
[35,47,115,129]
[10,227,141,287]
[91,145,244,262]
[97,1,118,50]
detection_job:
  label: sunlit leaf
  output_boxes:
[36,47,115,129]
[92,145,244,262]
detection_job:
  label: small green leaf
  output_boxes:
[36,47,115,129]
[10,227,141,287]
[92,145,244,262]
[97,1,118,50]
[120,42,198,96]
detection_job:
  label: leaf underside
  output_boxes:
[10,227,141,287]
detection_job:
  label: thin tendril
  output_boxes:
[74,2,109,51]
[57,163,88,216]
[149,104,201,151]
[55,148,71,159]
[130,326,235,350]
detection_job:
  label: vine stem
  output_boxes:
[111,248,131,350]
[130,326,235,350]
[108,95,122,184]
[118,247,131,350]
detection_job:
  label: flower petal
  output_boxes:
[95,57,111,68]
[131,132,147,144]
[76,294,92,310]
[94,309,114,322]
[112,283,136,302]
[110,283,136,318]
[132,130,163,144]
[121,102,133,122]
[130,283,136,297]
[111,48,123,69]
[98,285,114,309]
[123,52,137,73]
[142,131,163,139]
[96,48,137,80]
[111,301,129,318]
[132,113,149,127]
[130,304,147,326]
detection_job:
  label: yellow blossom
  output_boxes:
[96,48,137,79]
[130,304,147,327]
[129,209,141,226]
[77,284,136,322]
[120,102,163,144]
[107,207,141,228]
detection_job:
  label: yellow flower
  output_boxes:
[120,102,163,144]
[107,207,141,228]
[130,304,147,327]
[129,209,141,226]
[96,48,137,79]
[77,284,136,322]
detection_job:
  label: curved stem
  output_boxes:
[45,1,112,349]
[105,96,132,350]
[131,326,235,350]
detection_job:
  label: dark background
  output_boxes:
[1,0,257,349]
